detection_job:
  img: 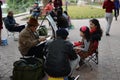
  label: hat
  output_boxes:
[56,29,69,39]
[27,17,39,26]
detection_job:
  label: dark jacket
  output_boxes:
[54,0,62,8]
[4,16,16,31]
[114,0,120,9]
[44,38,77,77]
[57,15,69,29]
[91,32,102,42]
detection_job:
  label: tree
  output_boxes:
[42,0,49,7]
[6,0,35,13]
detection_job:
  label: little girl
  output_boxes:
[74,26,91,67]
[74,26,91,55]
[89,19,103,42]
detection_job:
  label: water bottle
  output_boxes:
[1,26,8,46]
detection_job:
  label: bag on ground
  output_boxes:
[12,57,44,80]
[37,25,48,36]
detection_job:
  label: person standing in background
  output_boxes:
[43,0,54,15]
[57,8,69,30]
[114,0,120,20]
[103,0,115,36]
[53,0,62,9]
[0,1,3,45]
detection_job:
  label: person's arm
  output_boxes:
[80,40,90,52]
[66,41,78,60]
[20,32,46,49]
[75,39,90,53]
[112,2,115,9]
[102,1,106,9]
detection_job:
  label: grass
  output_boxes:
[64,5,105,19]
[22,5,105,20]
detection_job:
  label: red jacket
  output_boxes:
[103,0,115,13]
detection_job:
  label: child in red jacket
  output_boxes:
[89,19,103,42]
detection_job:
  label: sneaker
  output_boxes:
[79,60,84,66]
[115,17,117,21]
[68,76,75,80]
[106,33,110,36]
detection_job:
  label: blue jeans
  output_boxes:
[64,77,68,80]
[32,12,40,19]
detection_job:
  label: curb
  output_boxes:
[14,12,30,18]
[2,12,30,19]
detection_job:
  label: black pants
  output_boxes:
[114,9,119,18]
[9,25,25,32]
[26,43,45,59]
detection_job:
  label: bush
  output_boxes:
[64,5,105,19]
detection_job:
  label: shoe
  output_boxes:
[79,60,84,66]
[68,76,75,80]
[106,33,110,36]
[115,17,117,21]
[10,75,13,80]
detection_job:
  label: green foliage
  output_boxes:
[6,0,35,13]
[64,5,105,19]
[70,0,76,3]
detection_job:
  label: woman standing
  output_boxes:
[103,0,115,36]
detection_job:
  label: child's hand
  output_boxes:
[74,47,81,54]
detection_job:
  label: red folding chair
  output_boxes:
[77,41,99,70]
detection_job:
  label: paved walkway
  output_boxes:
[0,15,120,80]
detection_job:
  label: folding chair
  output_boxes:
[6,30,15,37]
[6,29,19,41]
[3,18,20,41]
[77,41,99,70]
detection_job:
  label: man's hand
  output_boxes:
[38,37,46,42]
[15,24,19,27]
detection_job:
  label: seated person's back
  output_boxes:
[45,29,78,77]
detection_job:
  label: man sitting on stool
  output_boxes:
[4,11,25,32]
[18,17,46,59]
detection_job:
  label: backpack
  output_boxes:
[12,57,45,80]
[37,25,48,36]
